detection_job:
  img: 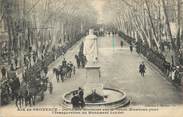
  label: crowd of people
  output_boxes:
[0,41,76,106]
[136,43,183,83]
[120,31,183,84]
[0,66,21,105]
[0,30,86,107]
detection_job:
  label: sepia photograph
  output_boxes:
[0,0,183,117]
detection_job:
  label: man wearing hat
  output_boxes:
[1,66,6,80]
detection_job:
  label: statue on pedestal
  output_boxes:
[83,29,104,103]
[83,29,98,64]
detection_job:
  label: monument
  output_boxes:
[63,29,130,108]
[83,29,98,64]
[83,29,103,102]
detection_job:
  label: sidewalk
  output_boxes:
[120,36,183,89]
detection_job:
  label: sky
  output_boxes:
[92,0,106,24]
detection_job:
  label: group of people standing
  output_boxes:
[120,40,134,53]
[24,50,38,70]
[166,65,182,84]
[74,42,87,69]
[71,87,85,109]
[75,54,87,69]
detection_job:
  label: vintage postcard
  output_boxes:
[0,0,183,117]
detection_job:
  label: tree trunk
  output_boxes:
[176,0,181,50]
[6,16,13,64]
[144,0,159,49]
[162,0,178,65]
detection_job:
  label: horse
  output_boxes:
[15,78,45,108]
[61,65,72,79]
[53,64,73,82]
[28,78,47,104]
[15,82,32,108]
[8,77,20,101]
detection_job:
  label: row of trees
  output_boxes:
[102,0,183,65]
[0,0,97,65]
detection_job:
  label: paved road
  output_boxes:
[1,36,183,110]
[42,35,183,106]
[98,36,183,106]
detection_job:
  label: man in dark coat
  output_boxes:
[33,51,37,63]
[59,66,64,82]
[130,44,133,52]
[10,63,14,71]
[78,87,85,108]
[15,77,20,89]
[1,66,6,79]
[81,55,85,68]
[139,62,146,77]
[120,41,123,48]
[14,57,18,68]
[69,61,73,72]
[62,58,67,67]
[163,61,171,76]
[75,55,80,68]
[43,66,48,75]
[71,92,80,109]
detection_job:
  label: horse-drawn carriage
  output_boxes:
[14,71,50,108]
[53,63,74,82]
[13,63,51,108]
[14,75,48,108]
[29,75,48,100]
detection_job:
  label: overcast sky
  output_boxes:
[92,0,106,24]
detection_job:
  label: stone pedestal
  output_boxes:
[84,63,104,102]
